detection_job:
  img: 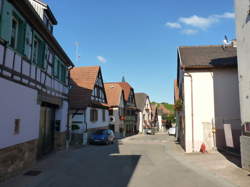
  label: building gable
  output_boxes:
[127,90,136,107]
[91,69,107,104]
[119,91,125,108]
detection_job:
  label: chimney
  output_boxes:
[231,39,237,47]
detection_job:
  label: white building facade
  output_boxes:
[0,0,73,181]
[135,93,152,133]
[235,0,250,171]
[70,66,109,139]
[177,45,241,153]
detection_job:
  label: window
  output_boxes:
[109,110,113,116]
[119,107,124,117]
[24,25,33,60]
[14,119,20,135]
[32,37,39,64]
[102,109,106,121]
[90,109,98,122]
[0,0,3,14]
[43,14,53,34]
[245,123,250,133]
[10,17,18,49]
[60,63,67,83]
[43,46,49,69]
[53,58,59,78]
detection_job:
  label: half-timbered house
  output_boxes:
[0,0,74,181]
[104,83,126,138]
[70,66,109,136]
[135,93,152,133]
[116,82,137,135]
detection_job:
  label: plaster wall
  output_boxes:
[235,0,250,170]
[184,72,215,153]
[71,107,109,131]
[55,100,69,132]
[0,78,40,149]
[183,69,240,152]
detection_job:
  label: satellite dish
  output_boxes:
[223,35,230,45]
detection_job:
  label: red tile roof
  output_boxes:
[69,66,100,109]
[117,82,134,102]
[104,83,124,107]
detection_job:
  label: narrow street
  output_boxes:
[1,133,247,187]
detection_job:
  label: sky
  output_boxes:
[44,0,235,104]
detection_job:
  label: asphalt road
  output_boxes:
[0,134,236,187]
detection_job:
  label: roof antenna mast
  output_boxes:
[75,42,80,63]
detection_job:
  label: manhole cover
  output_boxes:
[24,170,42,176]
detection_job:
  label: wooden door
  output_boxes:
[37,106,55,158]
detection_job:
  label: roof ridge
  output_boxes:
[179,44,235,48]
[74,65,100,68]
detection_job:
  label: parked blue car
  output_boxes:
[89,129,115,145]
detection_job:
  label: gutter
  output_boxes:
[66,66,74,151]
[9,0,74,67]
[184,73,195,152]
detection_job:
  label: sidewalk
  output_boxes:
[166,137,250,187]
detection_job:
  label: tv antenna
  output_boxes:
[75,42,80,63]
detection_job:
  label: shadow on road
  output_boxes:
[0,142,141,187]
[218,149,241,168]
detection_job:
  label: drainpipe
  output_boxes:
[83,108,88,145]
[66,66,74,151]
[185,73,194,152]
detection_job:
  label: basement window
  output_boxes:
[14,119,20,135]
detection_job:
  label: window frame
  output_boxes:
[90,109,98,122]
[10,15,19,49]
[102,109,106,121]
[32,36,39,64]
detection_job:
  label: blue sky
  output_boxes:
[45,0,235,103]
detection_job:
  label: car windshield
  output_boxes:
[94,130,106,135]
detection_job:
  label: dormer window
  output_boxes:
[43,14,53,33]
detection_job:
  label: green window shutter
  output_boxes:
[37,41,45,68]
[24,24,32,59]
[57,60,61,79]
[52,55,55,75]
[43,45,49,69]
[17,20,26,54]
[60,64,66,83]
[53,56,58,77]
[1,1,12,43]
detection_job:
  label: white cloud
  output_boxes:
[165,22,182,29]
[181,29,198,35]
[97,56,107,63]
[214,12,235,19]
[179,15,217,30]
[178,12,235,30]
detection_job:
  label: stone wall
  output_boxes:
[0,140,37,182]
[240,135,250,171]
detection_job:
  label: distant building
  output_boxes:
[235,0,250,171]
[135,93,152,133]
[116,82,137,135]
[104,83,126,137]
[70,66,109,134]
[176,45,240,153]
[0,0,74,180]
